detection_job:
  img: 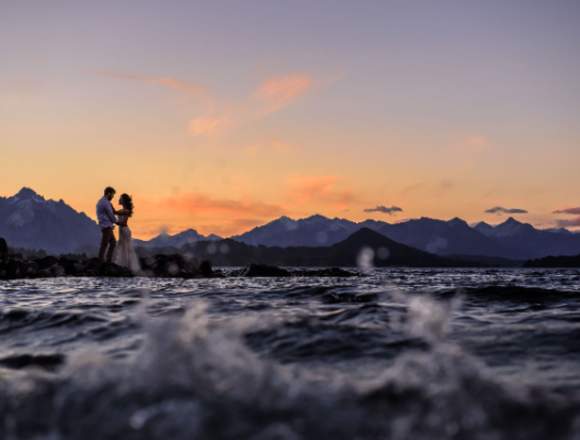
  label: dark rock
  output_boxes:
[199,260,214,277]
[524,254,580,268]
[242,264,291,277]
[0,238,7,259]
[58,255,88,276]
[0,256,38,279]
[139,253,201,278]
[98,262,133,277]
[36,256,66,277]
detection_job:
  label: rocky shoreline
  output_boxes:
[0,238,357,280]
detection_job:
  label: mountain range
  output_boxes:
[0,189,218,254]
[186,228,464,267]
[0,188,100,254]
[135,229,221,249]
[233,214,580,260]
[1,187,579,260]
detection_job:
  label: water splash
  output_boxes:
[1,290,579,439]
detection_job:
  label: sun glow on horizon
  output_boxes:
[1,1,579,237]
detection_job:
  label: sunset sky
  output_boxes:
[2,1,580,238]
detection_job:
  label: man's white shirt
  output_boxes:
[96,197,116,229]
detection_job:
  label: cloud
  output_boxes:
[188,116,227,136]
[159,193,284,218]
[553,207,580,215]
[555,217,580,228]
[485,206,528,215]
[140,193,285,237]
[97,71,207,98]
[256,74,313,113]
[200,218,267,237]
[364,205,403,215]
[286,175,358,209]
[101,70,319,138]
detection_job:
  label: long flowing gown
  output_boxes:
[114,214,141,273]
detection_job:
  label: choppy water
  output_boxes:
[1,268,580,439]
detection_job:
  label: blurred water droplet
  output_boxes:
[167,263,179,275]
[207,243,217,255]
[357,247,375,273]
[377,246,390,260]
[220,243,230,254]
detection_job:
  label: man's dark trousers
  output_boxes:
[99,227,116,263]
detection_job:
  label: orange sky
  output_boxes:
[2,2,579,238]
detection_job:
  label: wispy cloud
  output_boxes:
[97,71,207,98]
[188,116,227,136]
[485,206,528,215]
[364,205,403,215]
[553,207,580,215]
[287,175,358,209]
[158,192,284,218]
[255,73,313,114]
[100,70,318,138]
[201,218,268,237]
[555,217,580,228]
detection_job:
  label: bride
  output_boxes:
[114,193,141,273]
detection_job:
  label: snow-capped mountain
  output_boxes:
[0,188,100,254]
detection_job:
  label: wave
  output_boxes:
[1,297,579,439]
[439,285,580,301]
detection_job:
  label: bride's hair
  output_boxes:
[119,194,134,216]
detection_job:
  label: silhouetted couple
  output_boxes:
[96,187,140,273]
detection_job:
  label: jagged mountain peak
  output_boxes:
[500,217,523,226]
[1,188,99,254]
[11,187,46,203]
[448,217,469,227]
[304,214,329,222]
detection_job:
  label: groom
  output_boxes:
[97,186,118,263]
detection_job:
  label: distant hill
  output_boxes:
[3,188,580,260]
[524,254,580,268]
[186,228,468,267]
[231,215,358,247]
[364,217,511,257]
[233,214,580,260]
[0,188,100,254]
[474,217,580,259]
[136,229,221,249]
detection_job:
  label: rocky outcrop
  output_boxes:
[0,241,217,279]
[0,254,134,279]
[138,254,219,278]
[0,239,357,280]
[524,254,580,268]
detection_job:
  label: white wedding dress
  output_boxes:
[114,214,141,273]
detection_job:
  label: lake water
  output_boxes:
[1,268,580,439]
